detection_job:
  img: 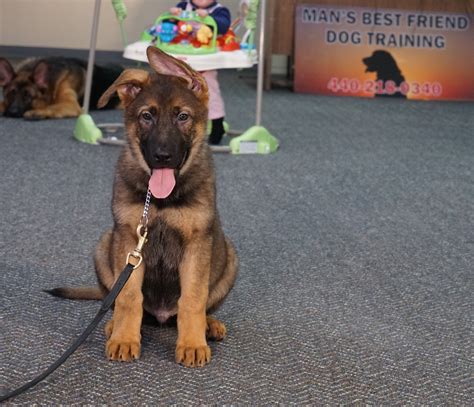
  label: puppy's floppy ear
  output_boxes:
[97,69,149,108]
[382,51,399,71]
[32,61,49,89]
[146,46,208,101]
[0,58,15,87]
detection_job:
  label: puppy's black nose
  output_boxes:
[153,147,172,166]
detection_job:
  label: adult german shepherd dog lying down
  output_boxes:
[48,46,238,368]
[0,57,121,118]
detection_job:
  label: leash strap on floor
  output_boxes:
[0,263,135,402]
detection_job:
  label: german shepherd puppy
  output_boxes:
[48,46,238,367]
[0,57,121,118]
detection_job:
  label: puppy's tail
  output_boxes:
[44,286,104,301]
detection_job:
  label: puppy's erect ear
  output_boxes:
[33,61,49,89]
[0,58,15,87]
[97,69,149,109]
[146,46,208,101]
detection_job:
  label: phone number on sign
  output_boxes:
[327,78,443,96]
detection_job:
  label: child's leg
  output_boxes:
[201,70,226,145]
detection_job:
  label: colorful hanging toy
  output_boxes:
[142,10,244,55]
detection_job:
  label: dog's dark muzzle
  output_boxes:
[149,147,182,170]
[362,58,373,72]
[4,94,30,118]
[144,141,189,172]
[140,125,190,173]
[4,105,24,118]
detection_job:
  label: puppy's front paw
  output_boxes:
[106,338,141,361]
[176,344,211,367]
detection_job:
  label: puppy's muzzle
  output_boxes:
[148,143,188,171]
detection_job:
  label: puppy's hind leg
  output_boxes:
[205,237,238,342]
[207,237,239,313]
[94,229,117,292]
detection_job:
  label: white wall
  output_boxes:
[0,0,240,51]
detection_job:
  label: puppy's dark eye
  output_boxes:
[177,112,189,122]
[141,111,153,122]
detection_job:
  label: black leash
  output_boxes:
[0,262,135,402]
[1,190,152,402]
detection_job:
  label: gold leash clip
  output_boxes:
[126,224,148,269]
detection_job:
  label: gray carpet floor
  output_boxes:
[1,69,473,405]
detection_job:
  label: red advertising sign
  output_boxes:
[294,4,474,101]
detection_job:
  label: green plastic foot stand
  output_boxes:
[229,126,279,154]
[74,114,102,144]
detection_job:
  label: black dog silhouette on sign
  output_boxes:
[363,50,407,98]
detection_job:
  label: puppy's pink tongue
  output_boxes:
[149,168,176,199]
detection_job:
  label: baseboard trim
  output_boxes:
[0,46,131,64]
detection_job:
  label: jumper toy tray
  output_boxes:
[123,11,257,71]
[124,41,257,71]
